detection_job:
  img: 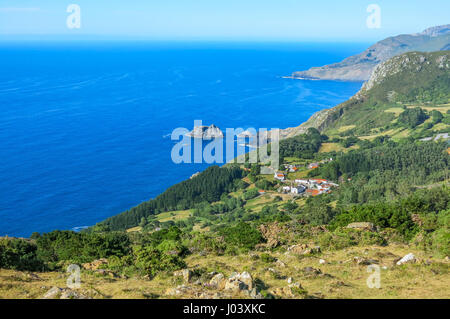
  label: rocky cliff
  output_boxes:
[186,124,224,138]
[290,24,450,81]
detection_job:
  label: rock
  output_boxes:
[302,267,321,275]
[165,285,190,296]
[396,253,416,266]
[60,290,89,299]
[26,272,43,281]
[276,259,286,268]
[287,244,308,254]
[287,277,293,284]
[248,288,263,299]
[259,223,285,248]
[271,283,304,298]
[209,273,226,290]
[239,272,253,290]
[271,287,295,298]
[287,244,320,255]
[302,246,321,255]
[319,259,326,265]
[42,287,63,299]
[224,279,247,293]
[223,272,254,293]
[173,269,193,284]
[186,124,223,139]
[95,269,117,278]
[42,287,89,299]
[346,222,376,231]
[82,258,108,271]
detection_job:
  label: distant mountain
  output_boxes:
[281,50,450,138]
[290,24,450,81]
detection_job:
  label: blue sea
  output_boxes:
[0,41,365,237]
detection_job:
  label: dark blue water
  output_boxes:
[0,42,364,237]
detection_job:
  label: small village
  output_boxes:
[256,158,339,198]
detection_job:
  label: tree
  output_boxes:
[398,107,428,128]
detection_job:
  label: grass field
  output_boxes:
[155,210,192,223]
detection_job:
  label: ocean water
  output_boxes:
[0,41,365,237]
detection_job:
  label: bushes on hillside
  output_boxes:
[398,107,428,128]
[317,228,387,250]
[0,238,44,271]
[220,222,263,250]
[35,231,131,266]
[133,245,186,278]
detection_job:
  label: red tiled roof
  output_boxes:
[306,189,320,196]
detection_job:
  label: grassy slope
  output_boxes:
[2,245,448,299]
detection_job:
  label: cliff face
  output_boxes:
[290,24,450,81]
[186,124,224,138]
[282,50,450,138]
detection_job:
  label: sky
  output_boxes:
[0,0,449,42]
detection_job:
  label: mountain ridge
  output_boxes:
[289,24,450,81]
[279,50,450,138]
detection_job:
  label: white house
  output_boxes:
[295,179,309,185]
[291,186,306,194]
[282,186,291,193]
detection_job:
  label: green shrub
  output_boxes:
[398,107,428,128]
[133,245,186,278]
[220,222,263,250]
[0,238,44,271]
[156,240,187,256]
[188,233,226,255]
[317,228,386,250]
[35,230,131,265]
[432,228,450,258]
[260,253,277,263]
[243,188,260,200]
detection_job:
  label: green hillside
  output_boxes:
[2,50,449,300]
[321,51,450,138]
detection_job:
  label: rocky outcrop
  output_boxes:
[270,282,305,298]
[346,222,376,231]
[287,244,321,255]
[173,269,193,284]
[82,258,108,271]
[259,223,286,248]
[358,51,449,93]
[278,50,450,139]
[42,287,91,299]
[166,271,261,299]
[353,256,379,266]
[290,24,450,81]
[186,124,223,139]
[396,253,417,266]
